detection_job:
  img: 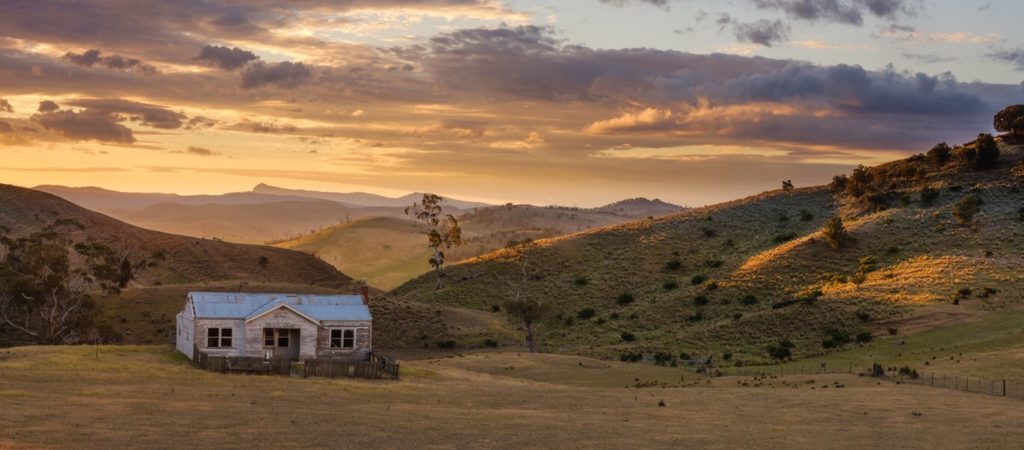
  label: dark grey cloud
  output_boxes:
[62,49,158,75]
[599,0,671,9]
[64,98,187,129]
[408,26,1023,149]
[988,48,1024,70]
[37,100,60,113]
[229,119,299,133]
[194,45,259,70]
[239,61,313,89]
[185,145,219,156]
[31,109,135,143]
[0,99,12,113]
[733,19,791,46]
[750,0,916,25]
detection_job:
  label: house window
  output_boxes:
[207,328,232,348]
[263,328,290,348]
[330,329,356,349]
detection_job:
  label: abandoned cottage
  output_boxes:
[176,291,372,362]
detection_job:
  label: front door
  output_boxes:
[263,328,300,361]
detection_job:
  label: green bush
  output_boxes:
[573,276,589,286]
[821,329,851,349]
[663,280,679,290]
[822,216,847,249]
[927,142,952,167]
[691,274,707,285]
[855,331,873,343]
[664,259,682,271]
[740,295,757,305]
[994,104,1024,136]
[773,232,798,243]
[799,210,814,221]
[920,187,940,206]
[953,195,981,225]
[616,292,635,305]
[577,307,596,320]
[620,331,636,342]
[483,338,498,348]
[693,295,709,306]
[437,340,456,349]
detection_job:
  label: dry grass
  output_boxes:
[1,346,1023,449]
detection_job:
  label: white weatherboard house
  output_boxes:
[176,292,372,362]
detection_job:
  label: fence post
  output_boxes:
[1004,379,1007,397]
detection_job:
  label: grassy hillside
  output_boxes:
[276,202,683,289]
[390,143,1024,363]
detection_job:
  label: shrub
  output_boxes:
[701,227,717,238]
[573,276,589,286]
[620,352,642,362]
[616,292,635,305]
[679,352,692,361]
[491,305,501,312]
[799,210,814,221]
[973,133,1000,168]
[741,295,757,306]
[829,175,848,192]
[663,280,679,290]
[483,338,498,348]
[846,165,873,198]
[858,256,877,273]
[693,295,709,306]
[653,351,673,366]
[1018,207,1024,222]
[856,311,872,322]
[691,274,707,285]
[953,195,981,225]
[920,187,940,206]
[437,340,456,349]
[822,216,847,249]
[855,331,873,343]
[722,352,733,361]
[822,329,851,349]
[705,281,719,291]
[994,104,1024,136]
[927,142,952,167]
[577,307,596,320]
[888,328,899,335]
[782,180,794,191]
[773,232,798,243]
[767,341,793,360]
[664,259,682,271]
[704,259,723,268]
[620,331,636,342]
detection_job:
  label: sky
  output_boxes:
[0,0,1022,207]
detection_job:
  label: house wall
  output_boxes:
[195,318,247,357]
[244,308,318,360]
[175,312,195,360]
[316,320,372,361]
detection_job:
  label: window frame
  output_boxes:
[263,328,291,348]
[206,327,233,348]
[330,328,357,349]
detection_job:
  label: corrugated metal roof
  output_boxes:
[188,292,370,322]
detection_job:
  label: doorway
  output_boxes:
[263,328,300,360]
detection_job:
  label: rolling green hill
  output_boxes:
[389,141,1024,364]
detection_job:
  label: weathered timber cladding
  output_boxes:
[316,320,372,361]
[244,308,318,360]
[198,319,247,357]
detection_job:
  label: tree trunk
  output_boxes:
[525,322,537,353]
[433,247,445,290]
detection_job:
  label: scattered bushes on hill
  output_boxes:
[821,329,851,349]
[927,142,952,167]
[993,104,1024,137]
[829,175,848,193]
[773,232,798,243]
[616,292,635,305]
[960,134,1000,169]
[620,331,636,342]
[767,339,794,360]
[953,195,982,226]
[919,187,940,206]
[846,165,874,198]
[782,180,794,191]
[822,216,847,249]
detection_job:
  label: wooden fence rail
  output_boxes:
[193,346,399,380]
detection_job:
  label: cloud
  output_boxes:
[37,100,60,112]
[64,98,187,129]
[0,99,12,113]
[184,145,219,156]
[194,45,259,70]
[229,119,298,133]
[585,108,676,134]
[733,19,791,46]
[599,0,671,9]
[62,49,158,75]
[988,48,1024,70]
[31,109,135,143]
[351,109,366,117]
[901,52,954,64]
[750,0,916,25]
[239,61,312,89]
[875,25,999,44]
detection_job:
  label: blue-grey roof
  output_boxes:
[188,292,371,322]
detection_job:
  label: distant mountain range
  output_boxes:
[251,183,494,209]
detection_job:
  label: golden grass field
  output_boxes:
[1,346,1023,449]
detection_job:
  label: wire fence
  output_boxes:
[707,361,1023,400]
